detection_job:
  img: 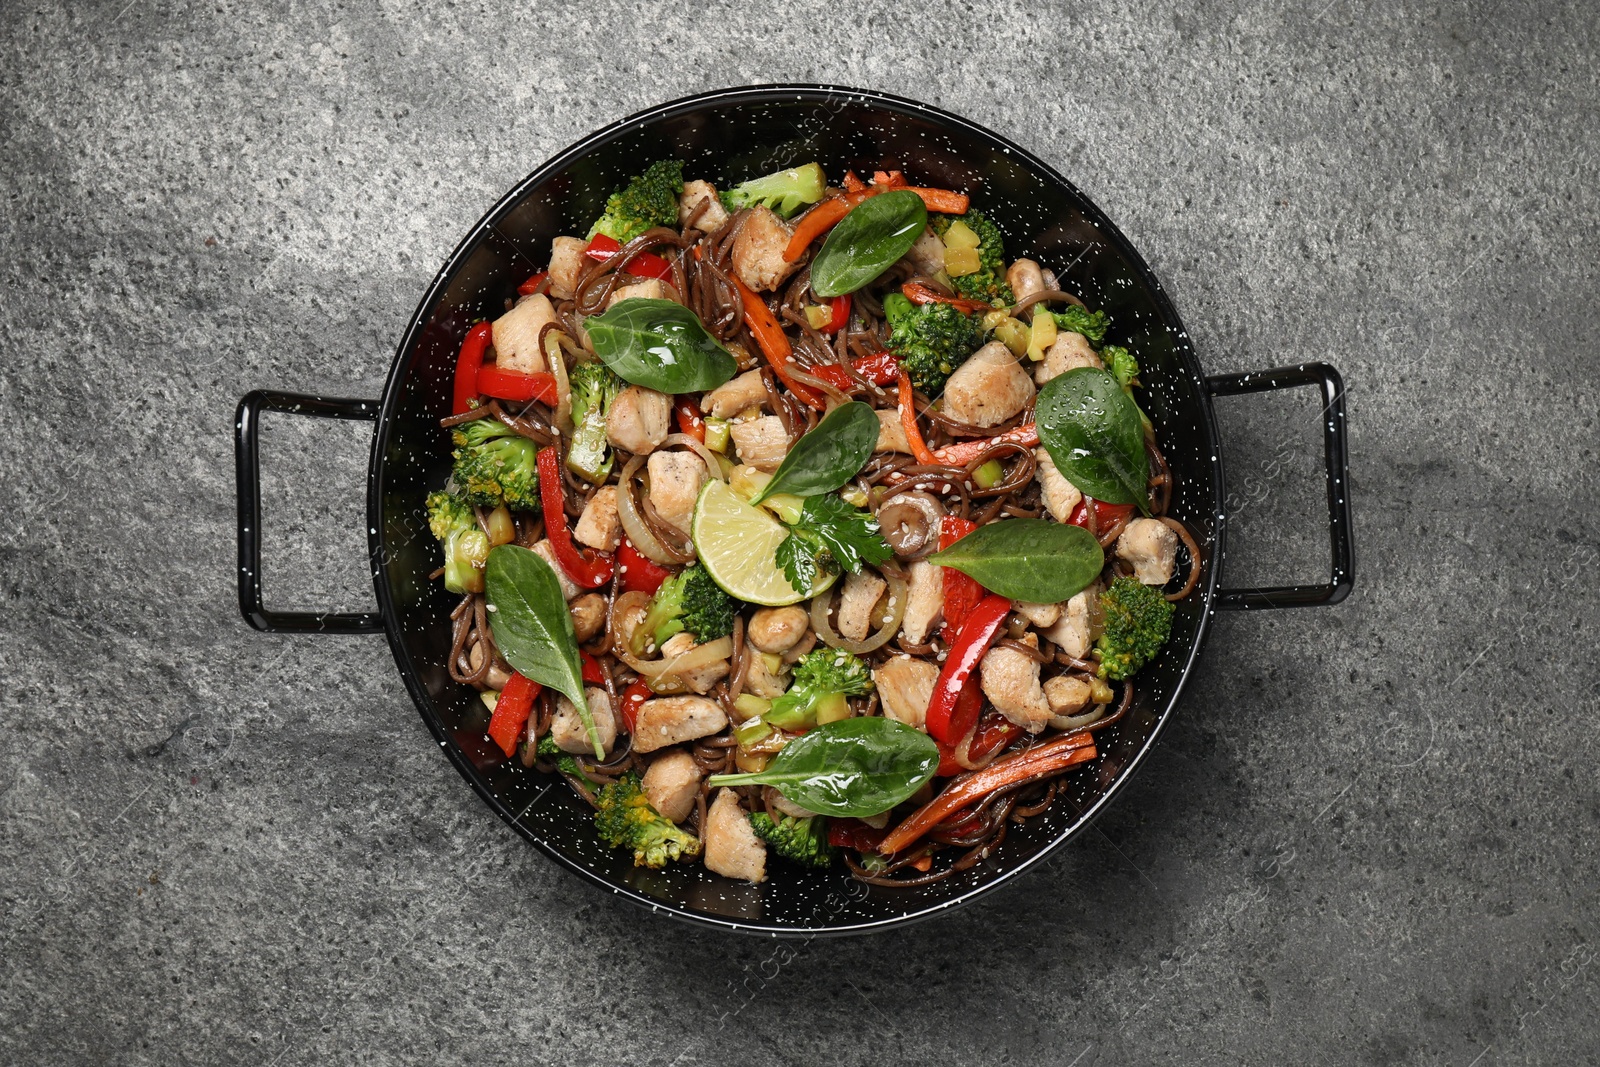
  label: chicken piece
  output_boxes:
[730,415,790,472]
[704,788,766,882]
[1043,675,1095,729]
[646,450,708,536]
[607,278,674,308]
[740,647,789,699]
[1117,518,1180,586]
[873,655,939,731]
[490,293,556,376]
[466,641,512,690]
[632,696,728,754]
[1036,329,1104,385]
[547,236,588,301]
[572,485,621,551]
[606,385,672,455]
[641,749,701,824]
[942,341,1035,428]
[1034,448,1083,523]
[875,406,911,453]
[679,179,730,234]
[551,687,617,755]
[569,593,606,643]
[702,369,768,419]
[1006,258,1047,303]
[980,633,1051,733]
[905,225,945,276]
[531,539,579,601]
[746,606,809,654]
[836,571,887,642]
[900,560,944,646]
[1043,588,1096,659]
[656,632,730,696]
[731,204,801,293]
[1012,600,1061,628]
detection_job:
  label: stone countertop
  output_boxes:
[3,3,1597,1064]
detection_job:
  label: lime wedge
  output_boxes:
[691,479,836,606]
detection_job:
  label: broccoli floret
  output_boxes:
[425,491,489,594]
[586,159,685,245]
[932,209,1014,306]
[883,291,986,397]
[765,648,874,730]
[1050,306,1111,348]
[566,361,624,483]
[451,418,540,512]
[1102,344,1139,389]
[595,773,702,869]
[536,734,561,757]
[749,812,836,869]
[634,563,738,653]
[719,162,826,219]
[1095,576,1175,681]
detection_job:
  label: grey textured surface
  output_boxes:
[3,1,1598,1064]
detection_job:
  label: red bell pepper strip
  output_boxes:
[827,818,890,853]
[1068,498,1137,531]
[451,321,494,415]
[734,277,825,409]
[581,652,607,687]
[924,593,1013,744]
[584,234,674,280]
[969,710,1025,763]
[934,679,986,776]
[902,280,994,317]
[938,516,984,644]
[823,294,851,333]
[807,351,901,392]
[516,270,549,296]
[535,446,614,588]
[476,365,558,406]
[486,672,541,758]
[929,422,1041,469]
[616,538,671,596]
[673,396,707,443]
[618,678,652,734]
[897,369,938,465]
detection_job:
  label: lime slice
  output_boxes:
[691,479,836,606]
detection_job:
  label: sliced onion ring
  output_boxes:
[809,571,908,656]
[616,455,677,566]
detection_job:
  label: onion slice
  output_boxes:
[609,588,734,693]
[615,455,678,566]
[810,571,908,655]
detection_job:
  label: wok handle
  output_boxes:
[1205,361,1353,610]
[234,390,385,634]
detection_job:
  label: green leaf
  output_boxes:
[706,717,940,818]
[586,298,738,394]
[775,531,821,597]
[809,190,928,298]
[927,518,1103,603]
[1036,367,1151,514]
[752,401,880,503]
[483,545,599,755]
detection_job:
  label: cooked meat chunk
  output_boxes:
[569,593,607,643]
[547,236,588,300]
[641,749,701,824]
[900,560,944,646]
[632,696,728,754]
[679,179,730,234]
[1035,448,1083,523]
[702,368,767,419]
[739,646,789,699]
[1006,258,1047,303]
[646,450,707,536]
[606,385,672,455]
[836,571,887,642]
[1043,587,1096,659]
[572,485,622,551]
[607,277,675,308]
[1012,600,1061,628]
[491,293,556,376]
[980,633,1051,733]
[656,632,730,696]
[704,788,766,882]
[746,606,809,654]
[466,641,511,690]
[1036,329,1103,385]
[731,204,800,293]
[942,341,1035,428]
[730,416,789,472]
[1043,674,1096,729]
[551,687,617,755]
[875,406,912,453]
[1116,518,1179,586]
[874,655,939,731]
[531,539,579,601]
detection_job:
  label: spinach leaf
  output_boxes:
[706,717,940,818]
[809,190,928,297]
[586,298,738,394]
[927,518,1103,603]
[752,400,879,503]
[484,545,601,756]
[1035,367,1151,514]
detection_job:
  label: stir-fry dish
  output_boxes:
[426,159,1200,885]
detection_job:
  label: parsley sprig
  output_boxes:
[774,494,893,595]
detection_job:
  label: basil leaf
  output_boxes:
[586,298,738,394]
[927,518,1103,603]
[809,190,928,297]
[1036,367,1152,513]
[484,546,598,753]
[752,401,879,502]
[706,717,940,818]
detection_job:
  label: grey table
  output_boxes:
[3,2,1597,1064]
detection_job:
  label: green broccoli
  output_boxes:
[587,159,685,245]
[749,812,836,869]
[633,563,738,654]
[719,162,826,218]
[595,773,702,869]
[1102,344,1139,389]
[883,291,986,397]
[765,648,874,730]
[425,490,489,594]
[566,361,624,483]
[536,734,561,757]
[1050,306,1111,347]
[451,418,540,512]
[932,209,1014,306]
[1095,576,1175,681]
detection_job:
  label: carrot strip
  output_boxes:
[782,197,854,262]
[905,187,970,214]
[842,170,869,193]
[897,369,938,465]
[871,169,907,188]
[734,277,825,409]
[902,280,993,316]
